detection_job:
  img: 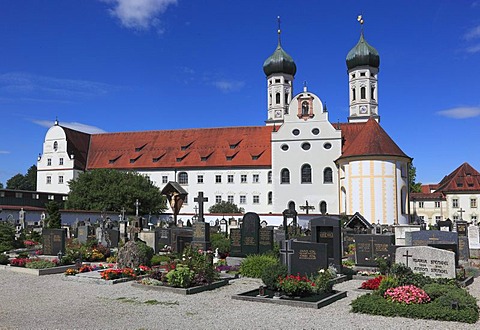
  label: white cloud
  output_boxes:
[464,26,480,40]
[212,80,245,93]
[437,107,480,119]
[0,150,10,154]
[102,0,177,31]
[466,44,480,54]
[32,119,107,134]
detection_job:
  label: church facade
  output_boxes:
[36,26,411,225]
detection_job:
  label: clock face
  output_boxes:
[359,105,367,114]
[275,110,282,118]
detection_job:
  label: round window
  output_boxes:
[292,129,300,136]
[301,142,311,151]
[311,128,320,135]
[281,144,289,151]
[324,142,332,150]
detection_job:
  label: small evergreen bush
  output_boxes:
[240,254,279,278]
[261,263,287,290]
[210,233,230,254]
[166,264,195,288]
[151,254,171,266]
[135,241,154,267]
[0,254,9,265]
[377,276,398,296]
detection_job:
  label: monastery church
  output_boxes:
[36,24,412,226]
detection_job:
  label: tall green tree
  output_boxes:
[0,222,16,252]
[208,201,244,214]
[0,182,3,189]
[65,169,166,215]
[6,165,37,190]
[409,163,422,193]
[45,201,62,228]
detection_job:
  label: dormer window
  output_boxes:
[109,155,121,164]
[181,141,193,151]
[135,144,147,152]
[130,155,142,164]
[152,153,166,163]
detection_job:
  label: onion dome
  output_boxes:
[263,32,296,76]
[346,33,380,70]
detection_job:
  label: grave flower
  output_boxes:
[384,285,431,305]
[277,274,315,297]
[361,275,384,290]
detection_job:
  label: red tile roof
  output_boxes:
[334,118,410,160]
[435,162,480,193]
[410,192,445,201]
[86,126,273,170]
[61,126,91,170]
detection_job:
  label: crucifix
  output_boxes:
[279,240,295,274]
[402,250,413,267]
[458,208,465,221]
[194,192,208,223]
[299,200,315,215]
[120,207,126,222]
[134,199,141,217]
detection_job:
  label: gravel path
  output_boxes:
[1,270,479,330]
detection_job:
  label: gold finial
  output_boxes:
[357,14,364,35]
[277,16,282,45]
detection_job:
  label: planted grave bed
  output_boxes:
[132,278,229,295]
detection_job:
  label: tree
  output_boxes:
[46,201,62,228]
[65,169,166,215]
[0,222,16,252]
[409,163,422,193]
[0,182,3,189]
[6,165,37,191]
[208,201,244,214]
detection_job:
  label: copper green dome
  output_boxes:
[346,33,380,70]
[263,42,297,77]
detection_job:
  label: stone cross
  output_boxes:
[299,201,315,215]
[458,208,465,221]
[402,250,413,267]
[135,199,141,217]
[280,240,295,274]
[194,192,208,223]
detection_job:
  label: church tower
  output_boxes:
[346,16,380,123]
[263,18,296,126]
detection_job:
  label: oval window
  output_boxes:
[324,142,332,150]
[281,144,289,151]
[292,129,300,136]
[302,142,311,151]
[312,128,320,135]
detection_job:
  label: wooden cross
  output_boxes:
[402,250,413,267]
[280,240,295,274]
[458,208,465,221]
[299,200,315,215]
[194,192,208,223]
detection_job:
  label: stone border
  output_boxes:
[1,264,76,276]
[232,289,347,309]
[63,274,135,285]
[131,279,229,295]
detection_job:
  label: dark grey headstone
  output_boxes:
[42,228,66,255]
[106,228,120,248]
[171,228,193,254]
[229,228,242,257]
[406,230,457,246]
[258,228,273,254]
[191,222,211,251]
[274,230,286,244]
[354,234,395,267]
[456,221,468,237]
[458,236,470,261]
[281,240,328,276]
[77,226,88,244]
[241,212,261,255]
[342,230,355,255]
[156,228,172,251]
[437,219,453,231]
[310,216,342,271]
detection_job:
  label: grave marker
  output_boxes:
[468,225,480,249]
[229,228,242,256]
[241,212,261,255]
[258,228,273,254]
[310,216,342,271]
[191,221,211,251]
[395,246,456,278]
[42,228,66,255]
[354,234,395,267]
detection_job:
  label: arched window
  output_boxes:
[53,141,58,151]
[323,167,333,183]
[288,201,296,211]
[371,86,375,100]
[276,92,281,104]
[320,201,327,214]
[178,172,188,185]
[267,171,272,184]
[302,101,309,115]
[341,187,347,213]
[352,88,356,101]
[401,187,407,214]
[269,93,272,106]
[361,87,366,99]
[268,191,273,205]
[281,168,290,184]
[301,164,312,183]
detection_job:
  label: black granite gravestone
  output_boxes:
[437,219,453,231]
[191,222,211,251]
[456,222,470,262]
[241,212,261,255]
[106,228,120,248]
[280,239,328,276]
[258,228,274,255]
[354,234,395,267]
[229,228,242,257]
[42,228,66,255]
[406,230,459,266]
[171,228,193,254]
[156,228,172,251]
[310,216,342,271]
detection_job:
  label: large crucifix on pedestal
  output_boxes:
[458,208,465,221]
[194,192,208,223]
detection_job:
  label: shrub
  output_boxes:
[384,285,430,304]
[25,259,58,269]
[261,263,288,290]
[210,233,230,254]
[166,264,195,288]
[361,276,384,290]
[423,283,458,300]
[434,288,478,311]
[240,254,279,278]
[151,254,171,266]
[375,256,391,275]
[0,222,16,253]
[135,241,154,267]
[377,276,398,296]
[0,254,9,265]
[277,274,315,296]
[312,268,335,293]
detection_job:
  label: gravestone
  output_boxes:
[395,246,456,279]
[354,234,395,267]
[438,219,453,231]
[258,228,273,255]
[342,230,355,255]
[106,228,120,248]
[280,239,328,276]
[219,218,228,234]
[42,228,66,255]
[310,216,342,271]
[468,225,480,249]
[241,212,261,255]
[456,220,470,261]
[229,228,242,256]
[156,228,171,251]
[394,225,421,246]
[274,230,286,244]
[138,231,157,252]
[171,227,193,254]
[406,230,459,266]
[191,222,211,251]
[77,225,89,244]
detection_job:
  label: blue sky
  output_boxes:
[0,1,479,187]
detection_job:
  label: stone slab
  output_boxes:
[131,279,228,295]
[395,246,456,279]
